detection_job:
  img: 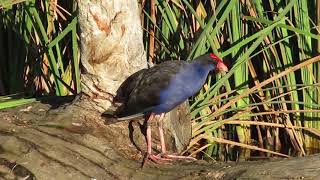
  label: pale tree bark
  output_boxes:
[76,0,191,153]
[1,0,320,179]
[78,0,147,112]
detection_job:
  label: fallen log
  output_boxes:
[1,97,319,180]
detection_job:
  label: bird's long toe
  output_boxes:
[162,154,197,161]
[149,154,172,163]
[142,153,172,167]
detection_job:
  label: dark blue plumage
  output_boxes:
[115,53,227,119]
[154,60,215,114]
[111,53,228,166]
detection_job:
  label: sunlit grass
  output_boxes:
[143,0,320,160]
[0,0,79,97]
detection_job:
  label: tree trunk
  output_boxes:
[78,0,147,112]
[76,0,191,153]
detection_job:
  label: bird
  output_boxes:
[106,53,228,167]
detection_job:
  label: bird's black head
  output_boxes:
[193,53,228,73]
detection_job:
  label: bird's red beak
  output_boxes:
[210,53,228,73]
[217,61,228,72]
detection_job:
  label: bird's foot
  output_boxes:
[142,153,196,168]
[149,154,173,163]
[142,153,173,168]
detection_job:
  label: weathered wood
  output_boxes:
[1,99,320,180]
[78,0,147,112]
[0,97,195,179]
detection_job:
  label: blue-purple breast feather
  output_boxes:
[113,54,218,119]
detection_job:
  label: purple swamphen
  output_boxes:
[108,53,228,166]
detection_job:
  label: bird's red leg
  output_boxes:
[158,113,167,154]
[142,113,155,167]
[142,112,195,168]
[155,113,172,162]
[158,113,196,161]
[146,119,152,155]
[142,113,167,167]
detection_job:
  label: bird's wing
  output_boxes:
[118,60,188,117]
[114,69,147,103]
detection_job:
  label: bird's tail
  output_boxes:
[102,111,145,125]
[117,113,144,121]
